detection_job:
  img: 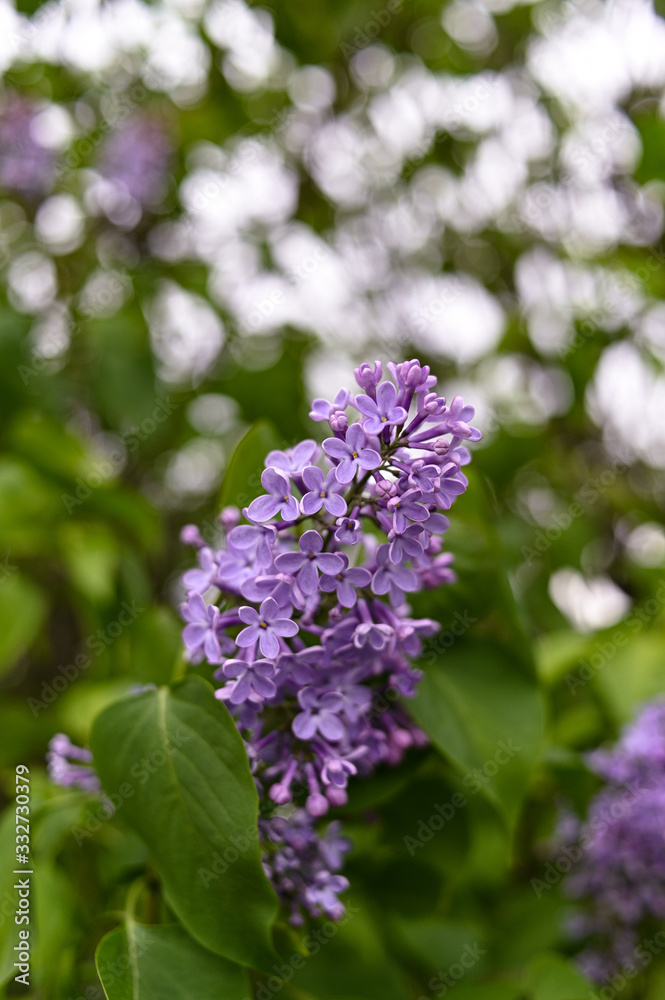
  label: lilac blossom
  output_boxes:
[300,466,347,517]
[274,530,344,594]
[215,658,277,704]
[181,593,225,663]
[561,698,665,983]
[293,689,346,741]
[322,423,381,484]
[372,544,419,606]
[266,440,320,476]
[52,358,479,930]
[236,597,298,657]
[319,555,371,607]
[309,389,350,423]
[247,468,300,522]
[47,735,101,793]
[353,381,407,435]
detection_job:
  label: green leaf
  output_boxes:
[409,639,544,828]
[218,421,281,511]
[90,676,278,970]
[95,923,250,1000]
[523,952,592,1000]
[593,629,665,724]
[0,571,47,676]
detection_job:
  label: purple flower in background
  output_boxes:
[266,440,320,476]
[274,530,344,594]
[236,597,298,657]
[182,547,218,593]
[216,658,277,704]
[323,423,381,484]
[319,555,371,607]
[335,517,361,545]
[227,524,276,567]
[353,621,393,650]
[293,689,346,741]
[99,115,171,208]
[354,381,407,434]
[561,698,665,983]
[47,735,101,793]
[247,468,300,522]
[0,97,54,196]
[181,593,224,663]
[300,466,347,517]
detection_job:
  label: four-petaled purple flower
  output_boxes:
[372,544,419,606]
[237,597,298,657]
[354,381,407,435]
[387,488,430,534]
[216,657,277,704]
[227,524,276,567]
[322,423,381,484]
[181,593,224,663]
[319,554,371,608]
[274,530,344,594]
[293,688,346,741]
[266,440,320,476]
[300,466,348,517]
[247,468,300,522]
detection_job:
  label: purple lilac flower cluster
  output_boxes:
[180,360,479,925]
[99,115,171,209]
[561,699,665,983]
[0,96,55,197]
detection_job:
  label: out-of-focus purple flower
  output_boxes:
[181,593,224,663]
[266,440,320,476]
[247,468,300,522]
[561,698,665,982]
[293,688,345,741]
[300,466,347,517]
[236,597,298,657]
[323,423,381,484]
[353,621,393,650]
[182,547,218,593]
[47,735,101,793]
[0,97,55,197]
[99,115,171,208]
[274,530,344,594]
[228,524,276,567]
[354,381,407,435]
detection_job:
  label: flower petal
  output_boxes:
[247,494,282,522]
